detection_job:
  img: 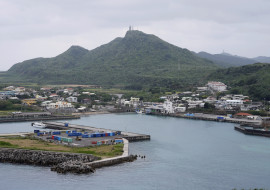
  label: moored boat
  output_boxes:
[31,122,46,128]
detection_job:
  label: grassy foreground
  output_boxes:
[0,136,124,159]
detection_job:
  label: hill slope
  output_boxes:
[197,52,259,67]
[6,30,218,88]
[208,63,270,100]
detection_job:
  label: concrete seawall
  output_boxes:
[148,112,261,126]
[0,139,137,174]
[0,115,80,123]
[86,138,136,169]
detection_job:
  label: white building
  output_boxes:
[130,97,140,107]
[225,100,243,106]
[174,107,186,113]
[207,81,227,92]
[188,100,204,109]
[41,101,52,107]
[66,96,78,103]
[46,101,74,109]
[163,100,174,114]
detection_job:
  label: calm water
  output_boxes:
[1,113,270,190]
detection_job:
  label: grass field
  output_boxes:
[0,136,124,159]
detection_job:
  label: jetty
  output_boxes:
[234,125,270,138]
[0,114,80,123]
[149,112,262,125]
[43,121,151,142]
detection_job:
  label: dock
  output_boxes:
[0,115,80,123]
[43,121,150,142]
[149,112,262,125]
[234,125,270,137]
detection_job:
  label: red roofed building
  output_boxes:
[234,112,252,118]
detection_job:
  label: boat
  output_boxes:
[31,122,46,128]
[136,109,143,114]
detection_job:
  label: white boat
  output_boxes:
[31,122,46,128]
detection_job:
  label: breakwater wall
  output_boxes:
[0,148,99,174]
[148,112,261,126]
[124,135,151,142]
[0,115,80,123]
[88,155,137,168]
[86,138,136,169]
[234,126,270,137]
[0,139,138,174]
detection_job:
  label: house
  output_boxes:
[66,96,77,103]
[14,87,25,92]
[3,86,15,91]
[174,107,186,113]
[46,101,74,109]
[35,95,47,101]
[225,100,243,107]
[41,101,52,107]
[188,100,204,109]
[234,112,252,119]
[22,99,37,106]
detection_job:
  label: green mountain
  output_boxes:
[197,51,258,67]
[6,30,219,88]
[208,63,270,100]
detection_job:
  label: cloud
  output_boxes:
[0,0,269,70]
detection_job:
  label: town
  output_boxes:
[0,81,268,123]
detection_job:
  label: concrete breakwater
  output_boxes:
[0,115,80,123]
[148,112,261,125]
[234,125,270,137]
[0,148,99,174]
[0,139,137,174]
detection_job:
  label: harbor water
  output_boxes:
[1,113,270,190]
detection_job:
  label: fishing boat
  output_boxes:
[31,122,46,128]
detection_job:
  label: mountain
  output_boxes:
[6,30,219,88]
[208,63,270,100]
[196,51,258,67]
[253,56,270,63]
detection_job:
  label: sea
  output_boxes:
[0,113,270,190]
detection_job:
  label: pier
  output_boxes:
[43,121,151,142]
[0,115,80,123]
[149,112,262,125]
[234,125,270,137]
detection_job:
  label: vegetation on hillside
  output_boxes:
[208,63,270,100]
[5,30,219,88]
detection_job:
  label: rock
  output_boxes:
[0,148,99,174]
[51,161,95,174]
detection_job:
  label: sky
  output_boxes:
[0,0,270,71]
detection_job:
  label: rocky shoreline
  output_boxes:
[0,148,99,174]
[0,148,137,174]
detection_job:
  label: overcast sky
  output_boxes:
[0,0,270,71]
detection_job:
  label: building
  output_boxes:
[163,100,174,114]
[22,99,37,106]
[130,97,140,107]
[46,101,74,109]
[207,81,227,92]
[66,96,78,103]
[225,100,243,107]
